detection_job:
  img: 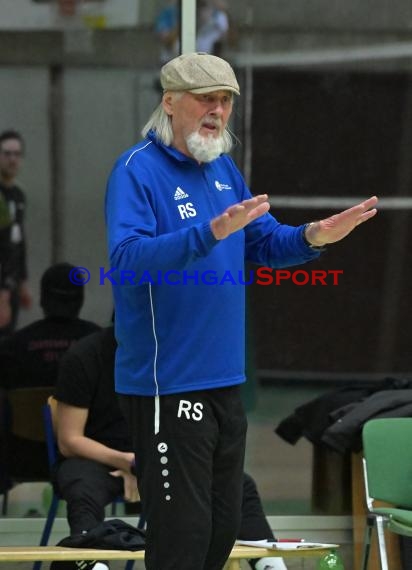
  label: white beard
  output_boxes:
[185,130,229,163]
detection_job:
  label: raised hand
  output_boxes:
[210,194,270,240]
[304,196,378,247]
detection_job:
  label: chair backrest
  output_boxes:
[362,418,412,508]
[8,387,53,442]
[5,386,53,481]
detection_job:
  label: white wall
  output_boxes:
[0,67,52,326]
[63,67,146,324]
[0,65,159,328]
[0,0,140,30]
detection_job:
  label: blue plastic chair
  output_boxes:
[35,398,145,570]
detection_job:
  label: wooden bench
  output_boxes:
[0,544,336,570]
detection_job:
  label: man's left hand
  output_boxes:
[304,195,378,247]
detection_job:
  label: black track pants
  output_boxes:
[119,385,247,570]
[54,457,124,535]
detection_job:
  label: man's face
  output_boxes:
[0,137,23,184]
[163,90,233,158]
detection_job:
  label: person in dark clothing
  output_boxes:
[53,326,138,539]
[0,262,100,484]
[0,262,100,389]
[54,326,287,570]
[0,129,32,335]
[53,325,144,570]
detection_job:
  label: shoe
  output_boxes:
[255,557,288,570]
[77,563,109,570]
[75,562,97,570]
[50,560,109,570]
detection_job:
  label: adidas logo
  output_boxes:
[174,187,189,200]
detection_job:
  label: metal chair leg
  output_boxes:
[375,515,389,570]
[33,492,61,570]
[361,514,374,570]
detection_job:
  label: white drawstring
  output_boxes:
[154,394,160,434]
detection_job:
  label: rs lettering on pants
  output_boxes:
[177,399,203,421]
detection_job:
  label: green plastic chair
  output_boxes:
[361,418,412,570]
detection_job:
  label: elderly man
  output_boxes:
[105,52,378,570]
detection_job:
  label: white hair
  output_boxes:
[141,103,175,146]
[141,93,235,154]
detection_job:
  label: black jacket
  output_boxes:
[57,519,145,551]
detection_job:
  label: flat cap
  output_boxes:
[160,52,240,96]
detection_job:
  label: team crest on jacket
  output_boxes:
[215,180,232,191]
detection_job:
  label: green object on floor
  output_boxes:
[316,550,345,569]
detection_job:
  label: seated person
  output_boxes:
[53,326,287,570]
[53,325,138,570]
[0,262,100,482]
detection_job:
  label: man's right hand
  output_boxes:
[0,289,11,328]
[110,469,140,503]
[210,194,270,240]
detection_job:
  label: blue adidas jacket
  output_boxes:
[105,131,321,396]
